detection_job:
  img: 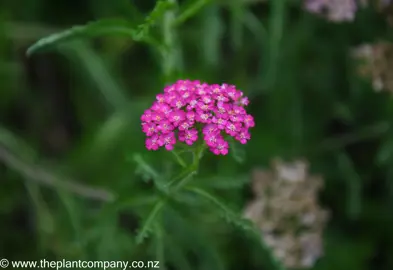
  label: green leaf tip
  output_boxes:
[25,0,176,56]
[26,19,138,57]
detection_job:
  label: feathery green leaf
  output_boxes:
[187,187,286,270]
[136,198,167,244]
[27,0,174,56]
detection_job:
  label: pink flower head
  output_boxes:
[211,84,221,94]
[156,93,166,103]
[179,129,198,145]
[197,101,214,111]
[161,132,176,150]
[178,121,192,131]
[212,117,227,130]
[196,111,212,124]
[141,79,255,155]
[157,120,174,134]
[142,123,157,136]
[186,111,196,122]
[244,114,255,128]
[169,110,185,126]
[239,97,249,106]
[141,109,153,122]
[225,122,242,136]
[171,98,185,109]
[186,99,198,111]
[146,135,161,150]
[152,112,164,122]
[236,129,251,144]
[204,133,222,147]
[203,124,219,136]
[211,138,229,155]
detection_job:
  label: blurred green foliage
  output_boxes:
[1,0,393,269]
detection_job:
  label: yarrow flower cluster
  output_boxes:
[305,0,357,22]
[141,80,255,155]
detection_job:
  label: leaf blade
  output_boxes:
[135,198,167,244]
[187,187,286,270]
[26,0,175,56]
[26,19,138,56]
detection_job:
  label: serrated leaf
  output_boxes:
[187,187,252,230]
[145,0,175,25]
[136,198,167,244]
[27,0,174,56]
[174,0,211,26]
[187,187,286,270]
[164,207,226,270]
[165,166,197,192]
[132,153,160,182]
[116,195,158,211]
[170,149,187,168]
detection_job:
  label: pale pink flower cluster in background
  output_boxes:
[141,80,255,155]
[305,0,357,22]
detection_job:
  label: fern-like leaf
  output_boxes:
[27,0,174,56]
[187,187,286,270]
[135,198,167,244]
[132,153,160,182]
[174,0,211,26]
[187,187,252,230]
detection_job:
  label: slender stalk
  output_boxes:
[171,149,187,168]
[166,142,205,192]
[162,0,180,79]
[155,224,166,270]
[311,121,390,154]
[264,0,287,90]
[0,146,115,202]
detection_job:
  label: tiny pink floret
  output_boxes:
[141,80,254,155]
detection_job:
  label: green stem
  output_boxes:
[171,149,187,168]
[265,0,287,90]
[155,223,166,270]
[136,198,167,244]
[172,0,210,27]
[310,121,390,155]
[166,141,206,192]
[187,187,286,270]
[135,143,205,243]
[192,142,205,169]
[162,0,180,79]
